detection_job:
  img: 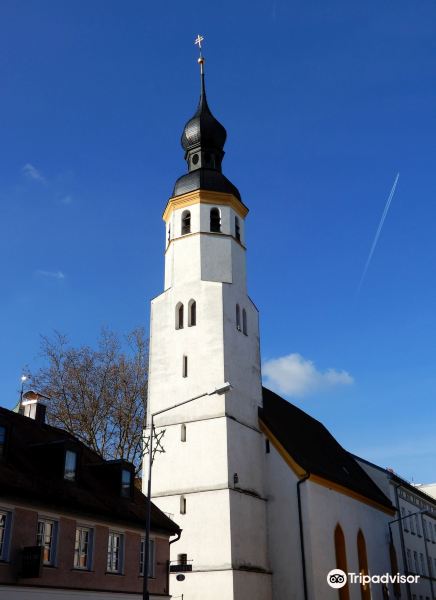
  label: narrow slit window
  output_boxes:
[236,304,241,331]
[181,210,191,235]
[182,356,188,378]
[242,309,247,335]
[181,424,187,442]
[180,496,186,514]
[188,300,196,327]
[265,439,270,454]
[235,216,241,241]
[210,208,221,232]
[176,303,184,330]
[167,224,171,243]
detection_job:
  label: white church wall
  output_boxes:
[222,284,262,428]
[264,440,305,600]
[151,417,230,496]
[170,569,234,600]
[232,571,273,599]
[303,480,393,600]
[229,490,269,569]
[226,419,266,497]
[148,281,226,420]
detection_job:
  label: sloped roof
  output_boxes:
[259,387,393,511]
[0,406,180,535]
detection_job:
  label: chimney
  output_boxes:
[20,390,49,424]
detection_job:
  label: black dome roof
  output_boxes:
[181,76,227,152]
[172,60,241,202]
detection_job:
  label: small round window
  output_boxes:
[192,154,199,165]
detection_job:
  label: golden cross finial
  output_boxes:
[194,34,204,55]
[194,34,205,74]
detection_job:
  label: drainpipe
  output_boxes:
[297,472,310,600]
[392,484,412,600]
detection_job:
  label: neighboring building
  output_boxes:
[144,51,398,600]
[356,456,436,600]
[416,485,436,501]
[0,392,181,600]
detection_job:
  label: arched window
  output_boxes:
[210,208,221,232]
[181,210,191,235]
[334,524,350,600]
[357,530,371,600]
[188,300,196,327]
[181,424,187,442]
[236,304,241,331]
[235,216,241,241]
[180,495,186,514]
[242,309,247,335]
[175,303,184,329]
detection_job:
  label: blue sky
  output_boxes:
[1,0,435,482]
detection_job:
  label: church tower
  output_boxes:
[145,46,272,600]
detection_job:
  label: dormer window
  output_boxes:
[0,426,5,458]
[121,469,132,498]
[64,450,77,481]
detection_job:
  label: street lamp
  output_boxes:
[20,375,28,405]
[142,382,231,600]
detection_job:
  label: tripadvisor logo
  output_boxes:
[327,569,420,588]
[327,569,347,588]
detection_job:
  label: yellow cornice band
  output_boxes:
[162,189,249,223]
[259,418,396,516]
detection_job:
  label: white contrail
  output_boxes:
[357,173,400,293]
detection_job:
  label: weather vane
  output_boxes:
[194,34,205,74]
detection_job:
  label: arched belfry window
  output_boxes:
[188,300,196,327]
[334,524,350,600]
[242,309,247,335]
[210,208,221,233]
[235,216,241,241]
[236,304,241,331]
[181,210,191,235]
[357,530,371,600]
[175,303,184,330]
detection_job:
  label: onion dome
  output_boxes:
[173,56,241,201]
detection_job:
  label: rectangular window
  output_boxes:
[401,507,408,531]
[0,510,11,561]
[415,514,421,536]
[37,519,57,565]
[180,496,186,515]
[409,511,415,534]
[121,469,132,498]
[407,548,412,572]
[64,450,77,481]
[181,424,186,442]
[139,538,155,577]
[74,527,92,569]
[182,355,188,378]
[414,551,419,574]
[107,531,123,573]
[420,553,426,576]
[0,426,5,457]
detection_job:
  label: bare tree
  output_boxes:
[30,327,148,475]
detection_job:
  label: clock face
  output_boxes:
[192,153,199,165]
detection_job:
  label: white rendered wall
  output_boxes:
[146,198,272,600]
[303,480,394,600]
